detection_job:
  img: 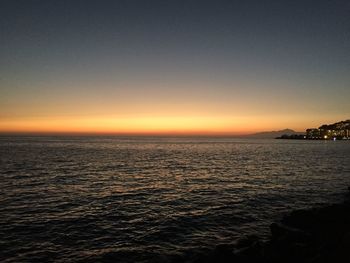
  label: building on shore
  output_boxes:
[306,128,321,139]
[306,120,350,140]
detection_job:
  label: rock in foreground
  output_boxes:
[192,188,350,263]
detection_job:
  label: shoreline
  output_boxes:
[191,187,350,263]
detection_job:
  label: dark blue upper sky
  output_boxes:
[2,0,349,69]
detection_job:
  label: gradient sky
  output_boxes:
[1,0,349,135]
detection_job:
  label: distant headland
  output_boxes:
[276,120,350,140]
[247,129,302,139]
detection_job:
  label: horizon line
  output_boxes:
[0,130,305,137]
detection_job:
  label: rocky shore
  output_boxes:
[192,187,350,263]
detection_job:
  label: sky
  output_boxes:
[0,0,349,135]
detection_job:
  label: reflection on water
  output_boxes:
[1,137,349,262]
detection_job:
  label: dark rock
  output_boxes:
[190,188,350,263]
[193,244,238,263]
[270,222,311,242]
[234,235,260,249]
[235,240,266,263]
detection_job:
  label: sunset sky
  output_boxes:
[1,0,349,135]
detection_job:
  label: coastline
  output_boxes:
[191,187,350,263]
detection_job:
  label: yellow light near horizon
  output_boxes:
[1,113,330,135]
[0,116,253,135]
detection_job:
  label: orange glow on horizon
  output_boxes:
[2,76,348,136]
[0,114,321,135]
[0,116,245,135]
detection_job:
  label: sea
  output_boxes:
[1,136,349,262]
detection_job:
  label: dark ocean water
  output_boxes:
[1,136,350,262]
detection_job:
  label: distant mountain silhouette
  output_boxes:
[247,129,301,138]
